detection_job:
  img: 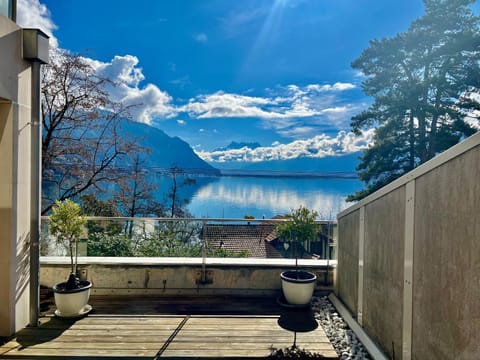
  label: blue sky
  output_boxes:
[18,0,455,164]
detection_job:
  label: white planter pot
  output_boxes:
[281,270,317,306]
[53,280,92,317]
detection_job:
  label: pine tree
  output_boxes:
[348,0,480,201]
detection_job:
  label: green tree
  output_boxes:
[349,0,480,201]
[276,206,319,267]
[80,194,125,240]
[49,199,87,276]
[88,233,134,257]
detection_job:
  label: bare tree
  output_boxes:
[166,166,196,218]
[41,50,140,214]
[115,153,164,236]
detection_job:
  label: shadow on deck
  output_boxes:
[0,295,338,359]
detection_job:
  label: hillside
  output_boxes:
[120,119,220,175]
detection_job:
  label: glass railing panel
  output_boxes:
[40,217,337,260]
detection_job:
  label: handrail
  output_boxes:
[41,215,336,224]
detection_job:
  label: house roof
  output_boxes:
[203,224,282,258]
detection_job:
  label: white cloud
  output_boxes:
[16,0,364,140]
[196,129,374,163]
[182,91,281,119]
[94,55,145,86]
[86,55,176,124]
[193,33,208,43]
[181,83,355,123]
[17,1,175,125]
[16,0,58,48]
[177,119,186,125]
[306,82,356,92]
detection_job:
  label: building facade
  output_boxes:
[0,1,48,336]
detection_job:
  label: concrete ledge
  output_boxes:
[41,256,337,267]
[40,257,336,297]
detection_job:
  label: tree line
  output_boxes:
[40,0,480,212]
[41,50,193,218]
[348,0,480,200]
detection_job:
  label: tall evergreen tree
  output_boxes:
[348,0,480,201]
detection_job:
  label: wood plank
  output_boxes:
[1,296,339,359]
[160,348,339,358]
[3,348,158,357]
[5,342,164,350]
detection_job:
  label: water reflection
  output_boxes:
[187,176,361,219]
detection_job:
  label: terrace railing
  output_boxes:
[40,217,337,297]
[40,217,337,260]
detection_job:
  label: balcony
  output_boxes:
[0,218,342,359]
[1,133,478,359]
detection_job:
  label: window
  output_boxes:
[0,0,14,20]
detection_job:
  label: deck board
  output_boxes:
[0,296,338,359]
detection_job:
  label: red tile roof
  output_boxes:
[203,224,282,258]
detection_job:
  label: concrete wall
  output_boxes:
[0,14,33,336]
[412,145,480,359]
[336,132,480,359]
[363,188,405,358]
[40,258,335,296]
[336,209,359,315]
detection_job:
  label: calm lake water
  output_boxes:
[183,175,362,220]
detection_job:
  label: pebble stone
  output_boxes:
[311,296,371,360]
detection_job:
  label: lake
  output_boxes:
[183,175,362,220]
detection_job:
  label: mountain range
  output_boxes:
[120,119,220,175]
[123,121,360,176]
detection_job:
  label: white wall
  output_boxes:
[0,13,33,336]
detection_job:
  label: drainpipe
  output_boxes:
[23,29,49,327]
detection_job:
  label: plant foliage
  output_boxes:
[276,206,319,262]
[49,199,86,277]
[349,0,480,201]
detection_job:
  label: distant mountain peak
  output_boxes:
[215,141,262,151]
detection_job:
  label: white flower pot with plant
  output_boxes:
[50,199,92,317]
[276,206,319,306]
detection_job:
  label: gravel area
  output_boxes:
[312,296,371,360]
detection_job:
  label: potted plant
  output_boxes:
[276,206,319,306]
[50,199,92,317]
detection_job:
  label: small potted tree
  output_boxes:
[276,206,319,306]
[50,199,92,317]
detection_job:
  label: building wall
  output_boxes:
[336,132,480,359]
[412,145,480,359]
[0,14,33,336]
[362,188,405,358]
[336,209,359,315]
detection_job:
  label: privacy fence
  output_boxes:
[336,132,480,360]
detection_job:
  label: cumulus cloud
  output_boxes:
[17,0,59,47]
[17,1,174,125]
[181,83,355,122]
[306,82,356,92]
[177,119,186,125]
[196,129,375,163]
[86,55,176,124]
[16,0,364,140]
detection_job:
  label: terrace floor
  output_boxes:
[0,295,338,359]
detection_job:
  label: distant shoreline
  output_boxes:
[219,169,358,179]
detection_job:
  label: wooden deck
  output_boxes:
[0,296,338,359]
